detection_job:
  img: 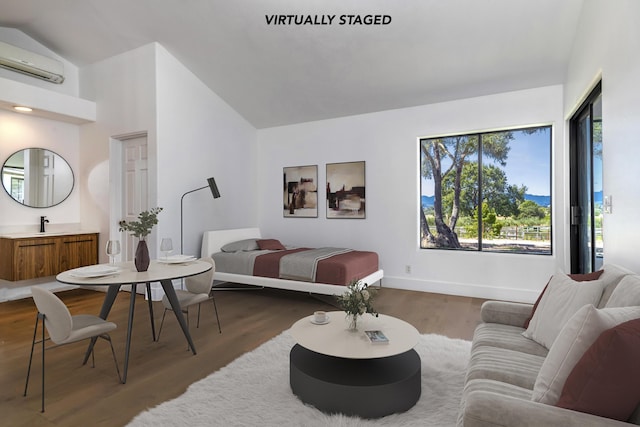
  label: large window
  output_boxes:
[420,126,552,254]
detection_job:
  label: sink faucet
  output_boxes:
[40,216,49,233]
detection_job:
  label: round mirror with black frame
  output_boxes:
[1,148,74,208]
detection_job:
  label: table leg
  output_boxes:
[160,279,197,355]
[83,284,121,365]
[121,283,138,384]
[145,282,156,341]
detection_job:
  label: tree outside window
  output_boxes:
[420,126,551,254]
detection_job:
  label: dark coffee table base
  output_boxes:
[290,344,421,419]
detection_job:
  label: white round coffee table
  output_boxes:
[289,311,421,418]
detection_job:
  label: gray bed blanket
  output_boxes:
[211,250,270,275]
[279,247,352,282]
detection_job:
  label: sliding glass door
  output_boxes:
[570,82,603,273]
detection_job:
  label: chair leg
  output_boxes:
[101,334,122,383]
[23,314,40,398]
[211,295,222,333]
[156,308,169,342]
[40,313,45,412]
[24,313,49,412]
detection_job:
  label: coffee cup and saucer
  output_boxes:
[310,310,330,325]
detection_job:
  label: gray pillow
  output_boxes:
[220,239,259,252]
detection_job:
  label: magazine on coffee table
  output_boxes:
[364,330,389,345]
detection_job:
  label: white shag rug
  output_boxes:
[128,332,471,427]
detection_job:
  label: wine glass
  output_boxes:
[105,240,121,264]
[160,238,173,260]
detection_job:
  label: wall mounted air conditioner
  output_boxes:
[0,40,65,84]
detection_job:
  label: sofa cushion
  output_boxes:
[523,273,605,349]
[597,264,637,308]
[481,301,535,327]
[524,270,604,328]
[463,378,533,400]
[466,346,545,390]
[457,378,533,427]
[532,304,640,405]
[472,323,548,357]
[605,275,640,308]
[557,318,640,421]
[460,391,632,427]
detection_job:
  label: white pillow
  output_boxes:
[532,304,640,405]
[605,275,640,308]
[522,272,604,349]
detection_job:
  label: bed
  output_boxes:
[201,228,383,296]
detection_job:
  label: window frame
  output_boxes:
[419,124,553,255]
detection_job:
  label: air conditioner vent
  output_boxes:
[0,41,64,84]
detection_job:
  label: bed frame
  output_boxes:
[201,228,384,296]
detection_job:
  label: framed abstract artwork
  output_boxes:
[326,161,366,219]
[283,165,318,217]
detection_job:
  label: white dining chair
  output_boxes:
[24,286,121,412]
[156,257,222,341]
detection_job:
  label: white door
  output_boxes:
[122,136,149,262]
[25,148,54,206]
[39,149,55,206]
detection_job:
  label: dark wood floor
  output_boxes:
[0,285,485,426]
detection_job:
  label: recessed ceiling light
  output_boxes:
[13,106,33,112]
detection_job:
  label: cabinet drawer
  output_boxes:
[15,239,59,281]
[60,235,99,271]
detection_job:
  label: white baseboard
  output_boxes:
[380,275,539,304]
[2,276,535,305]
[0,282,79,302]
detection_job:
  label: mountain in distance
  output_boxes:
[421,195,435,208]
[523,194,550,207]
[524,192,602,207]
[422,194,554,208]
[421,192,603,210]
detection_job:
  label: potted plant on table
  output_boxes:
[119,207,163,272]
[335,279,378,331]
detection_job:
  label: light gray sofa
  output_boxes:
[458,264,640,427]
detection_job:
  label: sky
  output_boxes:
[493,128,551,195]
[421,127,551,196]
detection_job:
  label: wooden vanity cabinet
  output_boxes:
[0,233,99,281]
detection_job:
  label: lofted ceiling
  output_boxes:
[0,0,584,129]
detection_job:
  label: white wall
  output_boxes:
[79,43,258,264]
[258,85,566,302]
[79,44,158,262]
[155,45,258,258]
[564,0,640,272]
[0,109,81,233]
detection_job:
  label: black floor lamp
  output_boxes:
[180,177,221,255]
